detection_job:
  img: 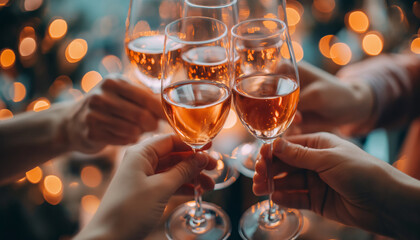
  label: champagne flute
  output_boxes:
[233,0,294,178]
[162,16,232,240]
[232,18,303,240]
[183,0,240,190]
[125,0,181,93]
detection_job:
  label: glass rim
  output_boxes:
[185,0,237,9]
[165,16,228,45]
[231,18,286,41]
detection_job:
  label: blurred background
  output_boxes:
[0,0,418,239]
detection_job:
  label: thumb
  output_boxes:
[160,152,209,191]
[272,137,323,171]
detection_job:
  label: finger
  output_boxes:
[101,77,165,119]
[273,172,307,191]
[88,126,137,145]
[298,83,324,112]
[174,183,194,195]
[297,61,323,88]
[271,135,325,171]
[159,152,211,192]
[173,172,215,196]
[88,110,141,139]
[156,147,216,172]
[198,172,215,191]
[272,190,310,209]
[88,92,147,126]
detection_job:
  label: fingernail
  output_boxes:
[274,138,287,153]
[195,153,208,168]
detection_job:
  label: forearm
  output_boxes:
[381,168,420,239]
[338,54,420,134]
[0,102,72,184]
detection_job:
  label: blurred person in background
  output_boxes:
[295,53,420,178]
[0,75,164,185]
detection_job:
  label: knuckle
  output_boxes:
[88,94,103,108]
[101,78,117,90]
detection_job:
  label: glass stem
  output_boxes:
[192,149,205,226]
[266,141,280,223]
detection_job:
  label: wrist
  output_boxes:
[348,81,375,123]
[380,167,420,239]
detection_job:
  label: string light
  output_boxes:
[26,166,43,184]
[347,11,369,33]
[319,35,336,58]
[81,166,102,188]
[411,37,420,54]
[10,82,26,102]
[0,48,16,69]
[65,39,88,63]
[49,19,67,39]
[0,109,13,120]
[330,42,352,65]
[19,37,37,57]
[81,71,102,93]
[362,32,383,56]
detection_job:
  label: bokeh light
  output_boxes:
[330,42,352,65]
[319,35,337,58]
[281,41,304,62]
[81,71,102,93]
[362,32,383,56]
[49,19,68,39]
[65,39,88,63]
[26,166,43,184]
[348,11,369,33]
[0,48,16,69]
[44,175,62,195]
[101,55,122,73]
[32,98,51,112]
[10,82,26,102]
[0,0,9,7]
[19,37,37,57]
[81,195,100,214]
[411,37,420,54]
[0,109,13,120]
[81,166,102,188]
[286,7,301,26]
[24,0,43,11]
[313,0,335,13]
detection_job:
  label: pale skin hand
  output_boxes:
[0,75,165,184]
[253,132,420,239]
[65,76,165,153]
[297,62,374,134]
[75,134,217,240]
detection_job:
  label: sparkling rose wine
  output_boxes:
[126,35,182,89]
[182,46,240,84]
[233,74,299,140]
[162,80,231,148]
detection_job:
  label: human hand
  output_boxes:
[253,132,420,238]
[75,134,217,240]
[296,62,374,134]
[64,75,165,153]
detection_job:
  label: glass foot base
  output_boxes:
[203,158,239,190]
[234,142,260,178]
[166,201,231,240]
[239,200,303,240]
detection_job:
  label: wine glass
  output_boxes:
[232,0,293,178]
[183,0,239,190]
[232,18,303,239]
[162,16,232,240]
[125,0,181,93]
